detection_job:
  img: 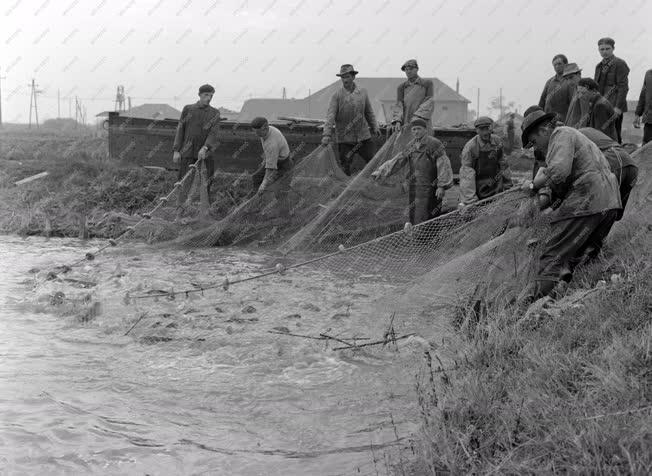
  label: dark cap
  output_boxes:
[401,59,419,71]
[597,37,615,47]
[474,116,493,128]
[410,117,427,128]
[577,77,599,91]
[521,110,556,148]
[198,84,215,94]
[251,117,268,129]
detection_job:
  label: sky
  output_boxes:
[0,0,650,124]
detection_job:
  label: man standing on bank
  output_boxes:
[538,54,570,122]
[173,84,221,209]
[634,68,652,145]
[372,117,453,224]
[321,64,380,176]
[566,78,618,141]
[250,117,294,216]
[458,116,513,208]
[594,37,630,144]
[519,111,621,303]
[390,59,434,135]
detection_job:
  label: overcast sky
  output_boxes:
[0,0,650,123]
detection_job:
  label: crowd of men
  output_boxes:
[171,35,650,307]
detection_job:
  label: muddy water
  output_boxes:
[0,236,444,475]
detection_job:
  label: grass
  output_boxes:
[403,213,651,474]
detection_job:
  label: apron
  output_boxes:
[475,146,502,200]
[406,149,438,224]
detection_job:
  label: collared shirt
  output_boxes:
[260,125,290,169]
[540,126,621,221]
[381,135,453,189]
[173,101,221,159]
[323,83,378,143]
[459,134,512,204]
[594,55,630,111]
[392,76,434,126]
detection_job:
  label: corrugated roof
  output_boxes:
[237,77,470,124]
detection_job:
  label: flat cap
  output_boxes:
[410,117,427,128]
[198,84,215,94]
[401,59,419,71]
[251,117,268,128]
[474,116,493,128]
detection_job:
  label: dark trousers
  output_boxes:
[617,165,638,220]
[177,157,215,206]
[337,139,376,176]
[531,209,618,299]
[615,114,623,144]
[643,123,652,145]
[251,158,294,216]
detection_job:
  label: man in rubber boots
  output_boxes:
[172,84,221,211]
[519,110,621,304]
[321,64,380,176]
[390,59,434,135]
[250,116,294,217]
[371,117,453,225]
[458,116,513,209]
[579,127,638,219]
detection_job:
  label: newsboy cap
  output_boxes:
[251,117,268,129]
[474,116,493,128]
[401,59,419,71]
[198,84,215,94]
[410,117,427,128]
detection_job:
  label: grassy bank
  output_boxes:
[405,213,651,471]
[0,132,251,241]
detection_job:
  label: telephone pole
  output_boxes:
[0,67,5,127]
[57,88,60,118]
[476,88,480,120]
[28,78,42,128]
[499,88,503,120]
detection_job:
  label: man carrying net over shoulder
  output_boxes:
[371,117,453,225]
[250,117,294,218]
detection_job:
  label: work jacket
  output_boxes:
[566,91,618,141]
[173,102,221,159]
[391,77,434,129]
[459,134,512,204]
[538,74,568,121]
[539,127,621,222]
[594,56,630,112]
[323,83,378,143]
[635,69,652,123]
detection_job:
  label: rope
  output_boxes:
[128,187,527,301]
[53,156,206,272]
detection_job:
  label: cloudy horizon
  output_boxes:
[0,0,649,124]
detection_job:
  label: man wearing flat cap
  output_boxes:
[594,37,630,143]
[458,116,512,207]
[390,59,434,135]
[372,117,453,224]
[173,83,221,208]
[518,110,621,305]
[321,64,380,176]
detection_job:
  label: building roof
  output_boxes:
[237,77,470,123]
[122,103,182,120]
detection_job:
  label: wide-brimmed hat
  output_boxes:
[474,116,493,128]
[401,59,419,71]
[521,110,556,147]
[562,62,582,77]
[336,64,359,77]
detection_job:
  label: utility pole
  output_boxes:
[0,67,5,127]
[68,97,72,118]
[57,89,60,118]
[282,87,286,99]
[28,78,42,128]
[499,88,503,120]
[476,88,480,120]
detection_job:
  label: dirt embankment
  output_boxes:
[0,131,250,242]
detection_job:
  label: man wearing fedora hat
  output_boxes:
[546,62,582,124]
[519,110,621,304]
[173,83,222,211]
[372,117,453,224]
[321,64,380,176]
[390,59,434,135]
[538,54,569,122]
[458,116,513,208]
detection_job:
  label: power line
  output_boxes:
[28,78,43,128]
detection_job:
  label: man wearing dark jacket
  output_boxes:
[634,69,652,145]
[566,78,618,141]
[173,84,221,207]
[594,37,630,144]
[538,54,569,121]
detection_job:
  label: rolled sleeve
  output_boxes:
[435,153,453,189]
[458,141,478,203]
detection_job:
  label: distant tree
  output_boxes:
[487,96,516,120]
